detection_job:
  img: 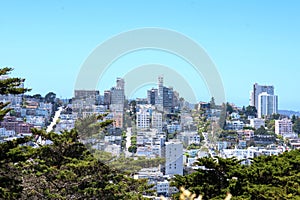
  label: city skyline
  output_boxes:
[1,1,300,110]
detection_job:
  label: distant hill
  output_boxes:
[279,110,300,117]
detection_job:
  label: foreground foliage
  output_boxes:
[172,151,300,200]
[0,129,152,199]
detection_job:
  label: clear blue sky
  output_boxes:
[1,1,300,110]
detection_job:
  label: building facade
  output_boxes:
[275,119,293,136]
[164,141,183,176]
[250,83,274,110]
[257,92,278,118]
[147,88,158,105]
[250,118,265,129]
[152,111,163,132]
[136,108,150,129]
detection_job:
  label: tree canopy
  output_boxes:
[0,67,31,120]
[172,150,300,200]
[0,129,152,199]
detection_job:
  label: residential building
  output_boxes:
[113,111,123,128]
[152,111,163,132]
[226,120,245,130]
[177,131,201,146]
[110,87,124,105]
[164,141,183,176]
[147,88,158,105]
[0,127,16,138]
[72,90,100,117]
[275,119,293,137]
[163,86,174,112]
[156,76,164,109]
[237,129,254,141]
[0,116,34,134]
[257,92,278,118]
[250,83,274,110]
[136,108,150,129]
[167,123,182,134]
[156,180,170,197]
[250,118,265,129]
[103,90,111,105]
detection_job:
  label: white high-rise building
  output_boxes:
[250,83,274,110]
[257,92,278,118]
[152,111,163,132]
[164,141,183,176]
[275,119,293,136]
[136,108,150,129]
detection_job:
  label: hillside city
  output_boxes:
[1,72,300,199]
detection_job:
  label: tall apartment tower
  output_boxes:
[250,83,274,110]
[147,88,158,105]
[163,86,174,112]
[110,78,125,106]
[103,90,111,105]
[257,92,278,118]
[163,141,183,176]
[110,78,125,128]
[116,77,125,90]
[156,76,164,108]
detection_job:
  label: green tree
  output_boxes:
[291,115,297,123]
[1,128,152,199]
[210,97,216,109]
[128,145,137,153]
[226,103,234,114]
[266,119,275,132]
[75,113,113,147]
[172,156,243,199]
[44,92,56,103]
[0,67,30,120]
[32,94,43,100]
[219,103,227,129]
[245,105,257,118]
[293,118,300,135]
[255,126,268,135]
[0,67,30,198]
[172,150,300,200]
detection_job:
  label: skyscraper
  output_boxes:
[110,78,125,106]
[110,78,125,128]
[147,88,158,105]
[103,90,111,105]
[156,76,164,109]
[250,83,274,110]
[163,86,174,112]
[257,92,278,118]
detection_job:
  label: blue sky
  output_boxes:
[1,1,300,110]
